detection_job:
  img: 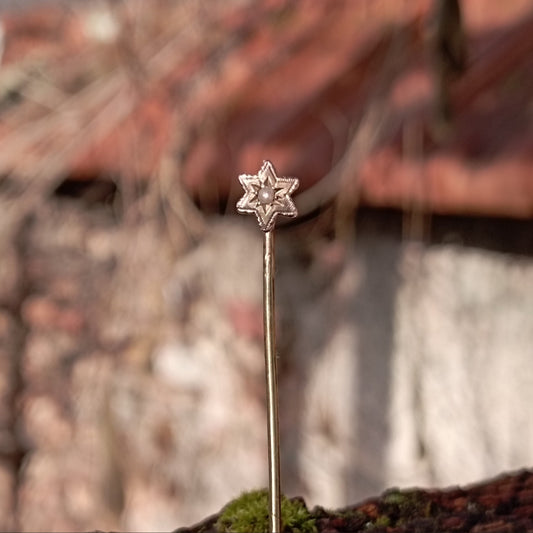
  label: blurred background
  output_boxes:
[0,0,532,530]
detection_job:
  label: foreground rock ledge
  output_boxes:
[165,469,533,533]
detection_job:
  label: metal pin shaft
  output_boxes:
[237,160,298,532]
[263,229,281,533]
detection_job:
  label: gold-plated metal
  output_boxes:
[237,160,298,232]
[263,229,281,533]
[236,160,299,533]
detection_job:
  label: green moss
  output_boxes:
[216,489,317,533]
[337,508,366,520]
[381,488,435,525]
[374,515,391,527]
[363,515,391,530]
[382,489,407,506]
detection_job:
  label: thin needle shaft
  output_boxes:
[263,229,281,533]
[237,160,298,532]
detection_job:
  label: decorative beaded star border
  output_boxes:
[236,160,299,231]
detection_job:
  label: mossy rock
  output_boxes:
[216,489,317,533]
[175,470,533,533]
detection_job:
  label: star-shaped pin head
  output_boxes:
[236,160,299,232]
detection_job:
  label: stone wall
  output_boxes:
[0,193,532,531]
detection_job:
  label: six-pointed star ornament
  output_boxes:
[236,160,299,231]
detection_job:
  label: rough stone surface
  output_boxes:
[174,469,533,533]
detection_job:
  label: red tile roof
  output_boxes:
[1,0,532,218]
